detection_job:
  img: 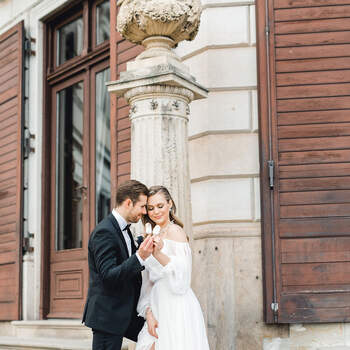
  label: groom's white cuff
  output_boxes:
[136,252,145,266]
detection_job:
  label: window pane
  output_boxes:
[56,82,84,250]
[95,68,110,223]
[96,1,110,45]
[57,17,83,65]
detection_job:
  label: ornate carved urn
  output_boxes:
[117,0,202,60]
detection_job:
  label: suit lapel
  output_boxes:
[108,213,129,259]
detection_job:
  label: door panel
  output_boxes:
[48,73,89,318]
[257,0,350,323]
[0,21,24,321]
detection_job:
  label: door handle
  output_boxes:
[75,185,88,192]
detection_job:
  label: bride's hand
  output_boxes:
[152,236,164,254]
[146,309,158,338]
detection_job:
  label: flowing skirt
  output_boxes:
[135,278,210,350]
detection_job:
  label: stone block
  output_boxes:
[11,320,91,339]
[0,1,12,29]
[189,134,259,179]
[192,234,288,350]
[201,0,255,5]
[0,322,14,337]
[288,323,345,348]
[251,89,259,132]
[188,90,252,136]
[191,178,253,223]
[192,237,236,350]
[250,5,256,45]
[176,6,250,57]
[318,347,350,350]
[263,338,293,350]
[12,0,37,17]
[345,324,350,345]
[254,177,261,221]
[234,237,289,350]
[184,47,257,88]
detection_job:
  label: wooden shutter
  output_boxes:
[0,21,24,320]
[257,1,350,323]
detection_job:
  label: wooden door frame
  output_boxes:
[89,60,111,230]
[256,0,278,324]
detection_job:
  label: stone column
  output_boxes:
[107,0,207,234]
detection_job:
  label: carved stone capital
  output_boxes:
[117,0,202,46]
[124,85,194,103]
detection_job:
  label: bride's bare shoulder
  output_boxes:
[167,224,188,243]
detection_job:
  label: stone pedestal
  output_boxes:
[108,0,207,234]
[107,57,207,233]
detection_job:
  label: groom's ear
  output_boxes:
[125,198,133,208]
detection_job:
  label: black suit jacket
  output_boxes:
[82,213,144,336]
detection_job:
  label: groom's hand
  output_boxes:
[137,235,153,260]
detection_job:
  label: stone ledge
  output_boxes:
[318,347,350,350]
[0,336,130,350]
[10,320,91,339]
[0,336,92,350]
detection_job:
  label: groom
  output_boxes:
[83,180,153,350]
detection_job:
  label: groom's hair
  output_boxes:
[116,180,149,205]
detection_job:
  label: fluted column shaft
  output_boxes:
[125,85,194,234]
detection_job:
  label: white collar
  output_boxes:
[112,209,128,231]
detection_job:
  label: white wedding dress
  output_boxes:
[135,239,210,350]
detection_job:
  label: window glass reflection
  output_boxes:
[96,1,110,45]
[56,82,84,250]
[57,17,83,65]
[95,68,111,223]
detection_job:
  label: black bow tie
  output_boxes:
[123,224,131,231]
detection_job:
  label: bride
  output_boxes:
[135,185,210,350]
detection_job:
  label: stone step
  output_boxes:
[10,320,91,339]
[0,336,131,350]
[0,320,134,350]
[0,336,92,350]
[318,347,350,350]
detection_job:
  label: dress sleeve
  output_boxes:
[163,243,192,295]
[137,269,154,319]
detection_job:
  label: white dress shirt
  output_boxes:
[112,209,144,265]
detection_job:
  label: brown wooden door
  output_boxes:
[42,0,114,318]
[48,60,111,318]
[257,0,350,323]
[0,21,24,321]
[48,72,90,318]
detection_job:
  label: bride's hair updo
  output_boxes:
[142,185,184,228]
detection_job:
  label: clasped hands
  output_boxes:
[137,234,164,261]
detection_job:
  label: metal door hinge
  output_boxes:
[24,37,36,56]
[271,302,278,313]
[23,233,34,254]
[268,160,274,189]
[24,129,35,157]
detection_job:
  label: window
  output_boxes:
[56,16,83,65]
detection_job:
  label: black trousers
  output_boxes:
[92,316,144,350]
[92,330,123,350]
